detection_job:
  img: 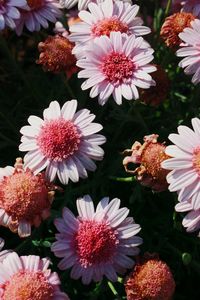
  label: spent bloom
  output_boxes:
[77,32,156,105]
[123,134,170,192]
[37,34,78,78]
[0,0,27,31]
[125,255,175,300]
[0,158,55,237]
[0,252,69,299]
[140,65,170,106]
[176,19,200,84]
[69,0,151,58]
[51,195,142,284]
[19,100,106,185]
[15,0,62,36]
[60,0,132,10]
[162,118,200,203]
[160,12,195,48]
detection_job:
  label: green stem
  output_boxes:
[165,0,172,16]
[107,281,122,300]
[109,176,135,182]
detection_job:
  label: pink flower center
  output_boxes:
[37,118,81,162]
[0,171,50,222]
[27,0,44,9]
[91,16,128,37]
[101,52,135,83]
[74,220,119,267]
[193,147,200,175]
[2,270,54,300]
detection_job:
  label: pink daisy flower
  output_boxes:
[175,199,200,234]
[176,19,200,84]
[51,195,142,284]
[0,0,27,30]
[15,0,62,35]
[61,0,131,10]
[19,100,106,185]
[0,158,55,237]
[161,118,200,204]
[69,0,151,58]
[0,238,13,263]
[182,0,200,18]
[77,31,156,105]
[0,252,69,299]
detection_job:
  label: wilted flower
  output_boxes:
[160,12,195,48]
[0,252,69,299]
[162,118,200,202]
[15,0,62,35]
[123,134,169,192]
[19,100,106,185]
[51,195,142,284]
[69,0,151,58]
[125,254,175,300]
[37,34,78,78]
[0,158,55,237]
[77,31,156,105]
[176,19,200,84]
[140,65,170,106]
[0,0,27,31]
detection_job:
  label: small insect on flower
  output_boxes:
[125,254,175,300]
[123,134,170,192]
[0,158,56,237]
[77,31,156,105]
[51,195,142,284]
[160,12,195,48]
[37,34,78,79]
[14,0,62,35]
[69,0,151,58]
[176,19,200,84]
[19,100,106,185]
[0,252,69,299]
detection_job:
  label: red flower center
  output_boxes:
[101,52,134,83]
[2,270,54,300]
[37,118,81,162]
[74,220,119,267]
[0,171,49,222]
[91,17,128,37]
[27,0,43,9]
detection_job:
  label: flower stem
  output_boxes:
[107,281,122,300]
[109,176,135,182]
[165,0,172,16]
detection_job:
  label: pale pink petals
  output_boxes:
[51,195,142,284]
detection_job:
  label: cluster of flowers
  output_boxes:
[1,0,200,299]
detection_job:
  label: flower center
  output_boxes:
[37,118,81,162]
[141,143,169,180]
[193,147,200,175]
[0,171,49,222]
[2,270,54,300]
[101,52,135,83]
[174,12,195,32]
[27,0,43,9]
[91,16,128,37]
[74,220,119,267]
